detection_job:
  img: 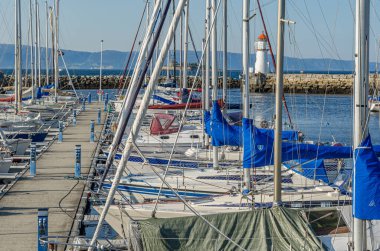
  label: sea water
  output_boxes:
[78,88,380,146]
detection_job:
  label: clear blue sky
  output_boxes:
[1,0,380,61]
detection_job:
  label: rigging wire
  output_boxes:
[151,0,225,215]
[0,1,14,46]
[288,0,343,63]
[117,2,148,96]
[267,2,356,246]
[256,0,294,128]
[140,1,247,250]
[316,0,344,70]
[119,44,142,92]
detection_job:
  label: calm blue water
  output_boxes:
[248,93,380,146]
[78,89,380,147]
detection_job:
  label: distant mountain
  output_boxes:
[0,43,373,72]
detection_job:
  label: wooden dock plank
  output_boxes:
[0,102,105,251]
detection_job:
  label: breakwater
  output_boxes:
[247,73,377,94]
[1,73,379,94]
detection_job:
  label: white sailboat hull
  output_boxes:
[369,100,380,112]
[0,159,12,174]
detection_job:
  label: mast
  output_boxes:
[156,0,161,75]
[36,2,41,88]
[18,0,22,111]
[16,0,22,112]
[89,0,185,247]
[45,1,49,85]
[99,40,103,102]
[33,0,38,94]
[14,0,17,111]
[211,0,219,169]
[15,0,22,113]
[222,0,227,108]
[204,0,210,147]
[146,0,150,82]
[273,0,285,205]
[166,0,170,81]
[97,0,163,192]
[353,0,369,249]
[179,5,183,90]
[242,0,250,190]
[29,0,35,102]
[183,0,189,89]
[172,0,177,84]
[54,0,59,103]
[201,39,206,144]
[150,1,155,76]
[50,6,54,90]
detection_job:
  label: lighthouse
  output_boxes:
[254,33,269,75]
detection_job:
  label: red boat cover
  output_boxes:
[149,102,202,110]
[150,113,180,135]
[0,95,15,102]
[148,99,224,110]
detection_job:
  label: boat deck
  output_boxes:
[0,102,105,251]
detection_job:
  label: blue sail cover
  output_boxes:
[284,159,330,184]
[243,118,357,168]
[204,102,242,146]
[153,94,176,105]
[353,135,380,220]
[43,84,55,89]
[204,101,299,147]
[22,87,50,101]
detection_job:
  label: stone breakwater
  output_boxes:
[0,75,122,90]
[255,74,379,94]
[0,74,379,94]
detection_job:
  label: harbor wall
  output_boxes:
[1,73,379,94]
[255,74,358,94]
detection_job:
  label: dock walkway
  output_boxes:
[0,102,105,251]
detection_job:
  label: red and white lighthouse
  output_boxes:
[254,33,269,75]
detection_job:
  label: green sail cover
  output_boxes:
[138,207,324,251]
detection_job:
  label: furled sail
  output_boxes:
[242,118,380,168]
[204,101,298,146]
[353,134,380,220]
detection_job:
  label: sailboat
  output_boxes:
[87,0,380,250]
[369,38,380,113]
[89,1,328,250]
[369,74,380,112]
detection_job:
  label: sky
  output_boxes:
[1,0,380,61]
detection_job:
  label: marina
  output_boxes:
[0,0,380,250]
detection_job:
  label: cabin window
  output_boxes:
[304,209,350,235]
[160,135,170,140]
[190,135,199,139]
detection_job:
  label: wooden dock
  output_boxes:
[0,102,105,251]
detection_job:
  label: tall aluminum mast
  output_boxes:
[45,1,49,85]
[353,0,370,249]
[204,0,210,147]
[211,0,219,169]
[273,0,285,206]
[89,0,187,248]
[242,0,251,191]
[54,0,59,102]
